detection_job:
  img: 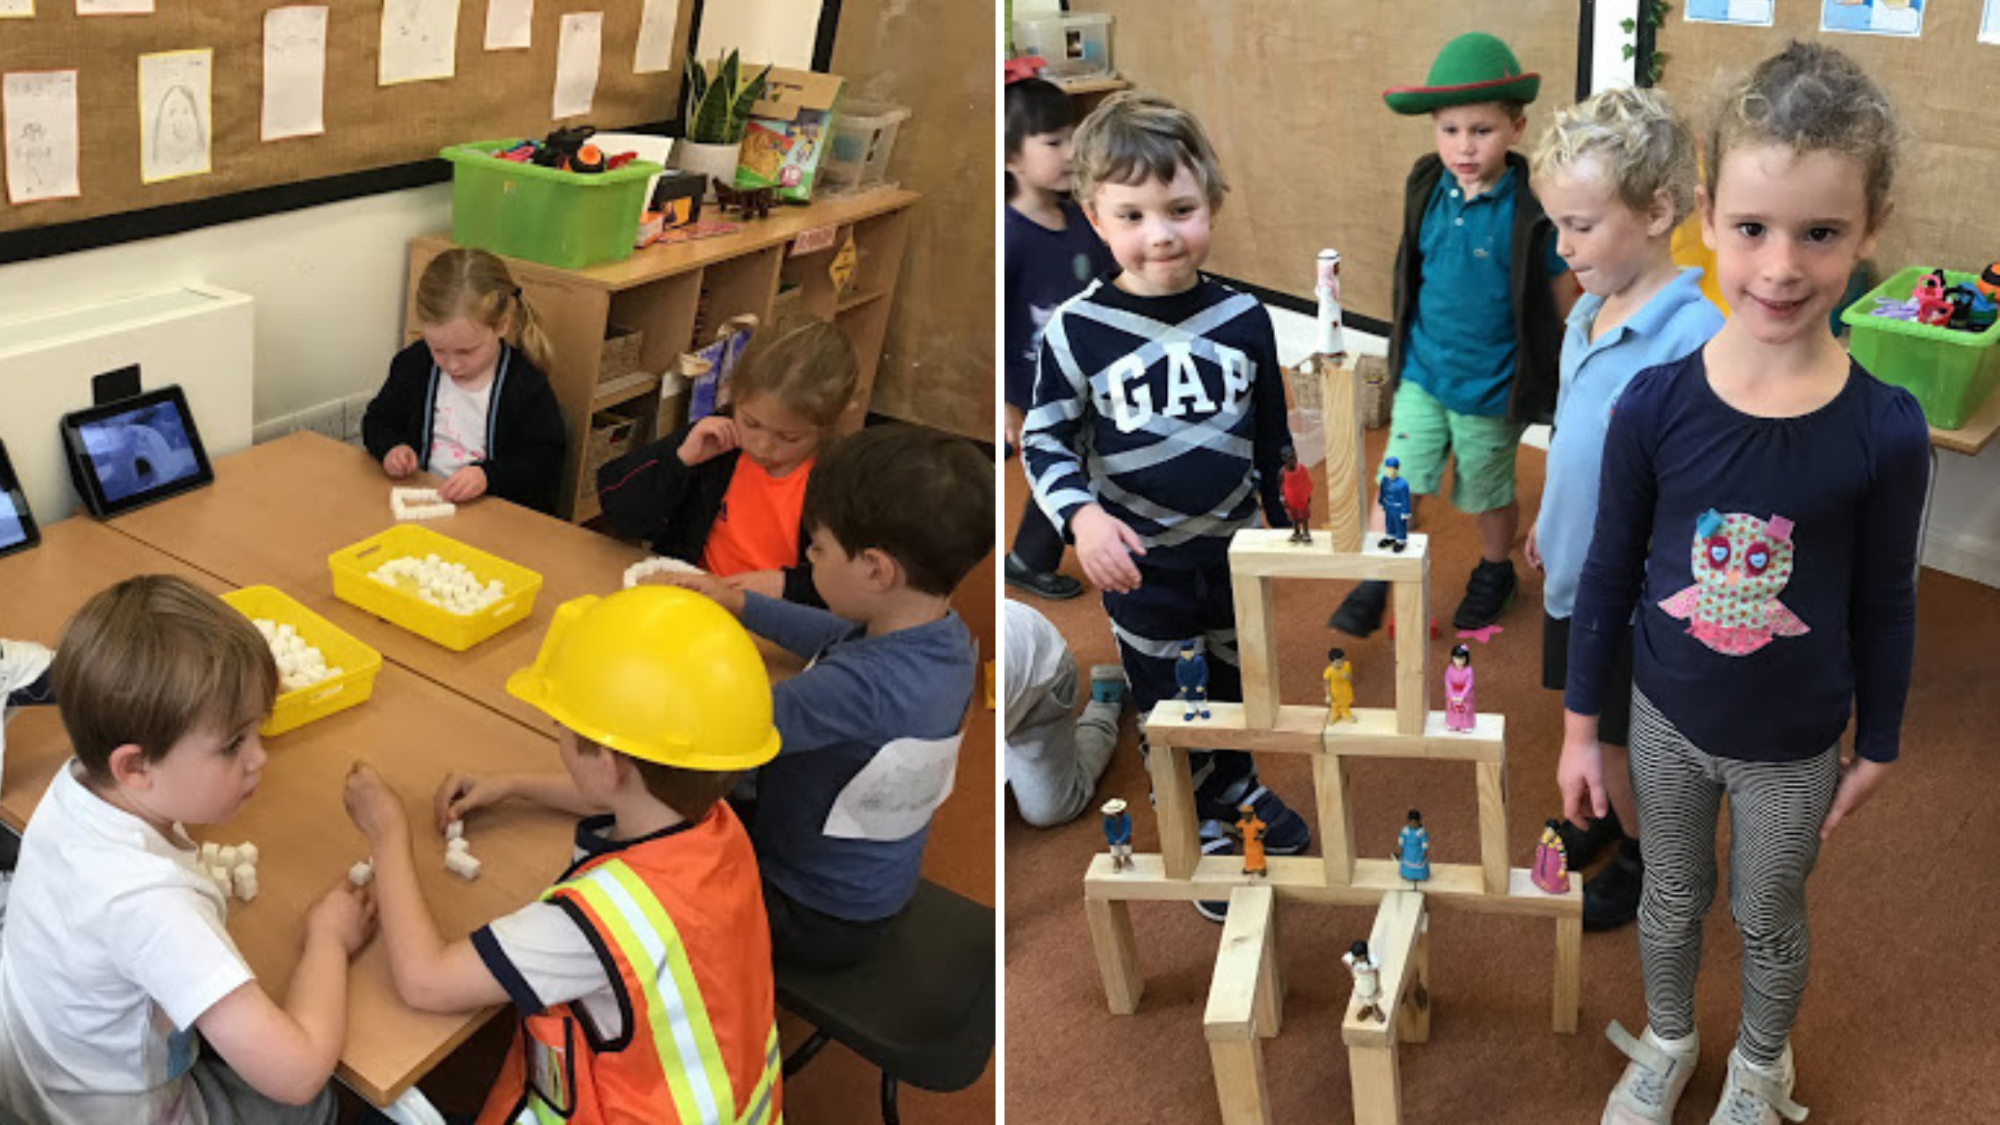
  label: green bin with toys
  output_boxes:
[441,141,661,270]
[1840,266,2000,430]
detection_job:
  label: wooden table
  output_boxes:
[106,432,796,733]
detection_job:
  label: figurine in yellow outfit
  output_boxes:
[1323,646,1356,723]
[1238,803,1268,877]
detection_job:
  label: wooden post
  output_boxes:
[1319,358,1368,553]
[1209,1039,1273,1125]
[1205,887,1280,1125]
[1232,571,1280,730]
[1554,914,1582,1034]
[1477,759,1509,897]
[1398,913,1431,1045]
[1347,1042,1403,1125]
[1313,751,1358,887]
[1393,575,1428,736]
[1084,897,1143,1014]
[1148,741,1200,880]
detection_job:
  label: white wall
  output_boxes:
[0,184,451,429]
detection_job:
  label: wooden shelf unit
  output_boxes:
[404,187,920,522]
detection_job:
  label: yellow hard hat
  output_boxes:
[506,587,781,771]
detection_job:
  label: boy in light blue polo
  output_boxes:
[1527,87,1722,931]
[1331,31,1576,638]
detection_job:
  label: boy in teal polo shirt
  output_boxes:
[1330,31,1578,637]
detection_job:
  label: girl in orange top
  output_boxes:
[598,313,860,606]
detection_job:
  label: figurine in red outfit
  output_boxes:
[1280,445,1314,543]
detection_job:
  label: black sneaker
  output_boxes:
[1195,824,1236,922]
[1556,807,1625,869]
[1194,783,1312,855]
[1452,559,1518,630]
[1004,553,1084,600]
[1328,581,1389,638]
[1583,840,1643,932]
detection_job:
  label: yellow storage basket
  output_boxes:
[219,586,383,737]
[328,525,543,652]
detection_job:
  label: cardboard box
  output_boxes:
[735,68,844,203]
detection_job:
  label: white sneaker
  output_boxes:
[0,639,54,714]
[1602,1021,1699,1125]
[1709,1044,1808,1124]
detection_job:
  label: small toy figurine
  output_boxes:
[1343,940,1384,1023]
[713,182,775,220]
[1280,446,1314,544]
[1443,643,1476,732]
[1378,457,1412,553]
[1175,640,1211,721]
[1531,817,1570,894]
[1238,803,1268,877]
[1913,268,1952,327]
[1979,261,2000,303]
[1323,647,1356,723]
[1102,798,1134,871]
[1396,809,1431,887]
[1315,248,1348,361]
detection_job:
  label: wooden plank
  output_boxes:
[1204,885,1275,1041]
[1257,895,1285,1037]
[1209,1037,1273,1125]
[1228,528,1427,582]
[1553,915,1582,1035]
[1343,891,1424,1050]
[1145,702,1326,755]
[1477,759,1510,897]
[1085,855,1582,920]
[1232,571,1280,729]
[1084,897,1144,1015]
[1145,701,1506,762]
[1399,913,1431,1045]
[1314,752,1357,887]
[1393,574,1428,736]
[1325,709,1506,763]
[1149,741,1200,881]
[1319,358,1368,553]
[1348,1040,1404,1125]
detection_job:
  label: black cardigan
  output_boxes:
[361,340,568,515]
[595,420,823,607]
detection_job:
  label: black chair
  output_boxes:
[775,879,994,1125]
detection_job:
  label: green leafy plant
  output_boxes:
[685,51,771,145]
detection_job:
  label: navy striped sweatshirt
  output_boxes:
[1021,275,1290,569]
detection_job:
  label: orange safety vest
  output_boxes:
[478,804,784,1125]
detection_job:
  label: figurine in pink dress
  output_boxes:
[1532,817,1570,894]
[1443,643,1476,732]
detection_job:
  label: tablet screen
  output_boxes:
[77,399,204,504]
[0,492,27,553]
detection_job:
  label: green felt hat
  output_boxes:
[1383,32,1540,115]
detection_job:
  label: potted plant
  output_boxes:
[676,50,770,200]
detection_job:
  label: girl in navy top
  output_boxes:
[1560,44,1927,1125]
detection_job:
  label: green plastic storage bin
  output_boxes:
[1841,265,2000,430]
[441,142,662,270]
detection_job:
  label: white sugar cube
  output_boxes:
[218,845,239,868]
[199,842,220,867]
[446,837,470,855]
[444,850,481,881]
[445,820,464,841]
[349,859,374,887]
[237,842,259,866]
[232,864,258,903]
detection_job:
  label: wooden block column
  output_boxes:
[1318,358,1369,554]
[1204,886,1283,1125]
[1342,891,1429,1125]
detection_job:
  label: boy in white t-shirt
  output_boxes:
[0,576,375,1125]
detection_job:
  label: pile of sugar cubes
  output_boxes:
[347,820,480,887]
[369,554,506,616]
[623,555,709,588]
[199,841,260,902]
[252,619,343,693]
[390,487,456,521]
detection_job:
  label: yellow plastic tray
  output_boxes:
[220,586,383,737]
[328,525,543,652]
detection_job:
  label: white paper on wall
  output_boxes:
[262,6,328,140]
[635,0,680,73]
[0,1,35,19]
[139,50,212,183]
[552,12,601,119]
[380,0,459,85]
[77,0,151,13]
[485,0,531,50]
[4,70,80,203]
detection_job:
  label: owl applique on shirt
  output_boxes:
[1658,508,1809,657]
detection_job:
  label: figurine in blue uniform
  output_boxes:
[1175,640,1210,721]
[1378,456,1413,553]
[1102,797,1134,870]
[1396,808,1431,886]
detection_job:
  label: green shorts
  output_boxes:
[1380,378,1527,514]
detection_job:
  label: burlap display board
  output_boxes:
[0,2,689,234]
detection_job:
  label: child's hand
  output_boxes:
[678,417,741,467]
[437,465,488,504]
[650,572,747,615]
[1820,756,1891,842]
[1524,523,1542,572]
[722,570,785,600]
[383,445,419,478]
[343,762,409,844]
[305,880,376,958]
[1557,729,1609,829]
[1003,405,1024,453]
[1071,505,1145,594]
[434,771,510,830]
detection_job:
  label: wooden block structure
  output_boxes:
[1082,361,1582,1123]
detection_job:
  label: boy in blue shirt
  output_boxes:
[1331,31,1578,637]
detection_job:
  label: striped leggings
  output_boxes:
[1629,690,1840,1066]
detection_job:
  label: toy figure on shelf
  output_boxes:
[713,182,775,220]
[1531,817,1570,894]
[1378,457,1412,553]
[1396,809,1431,887]
[1344,940,1384,1023]
[1323,647,1356,724]
[1102,798,1134,871]
[1443,643,1476,732]
[1239,803,1268,877]
[1315,248,1349,361]
[1280,446,1314,544]
[1913,268,1952,327]
[1176,640,1211,721]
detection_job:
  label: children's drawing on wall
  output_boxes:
[3,70,80,204]
[379,0,460,85]
[262,5,328,141]
[634,0,681,73]
[553,11,602,119]
[77,0,152,12]
[1821,0,1923,37]
[485,0,531,50]
[139,50,211,183]
[1686,0,1774,26]
[0,0,34,19]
